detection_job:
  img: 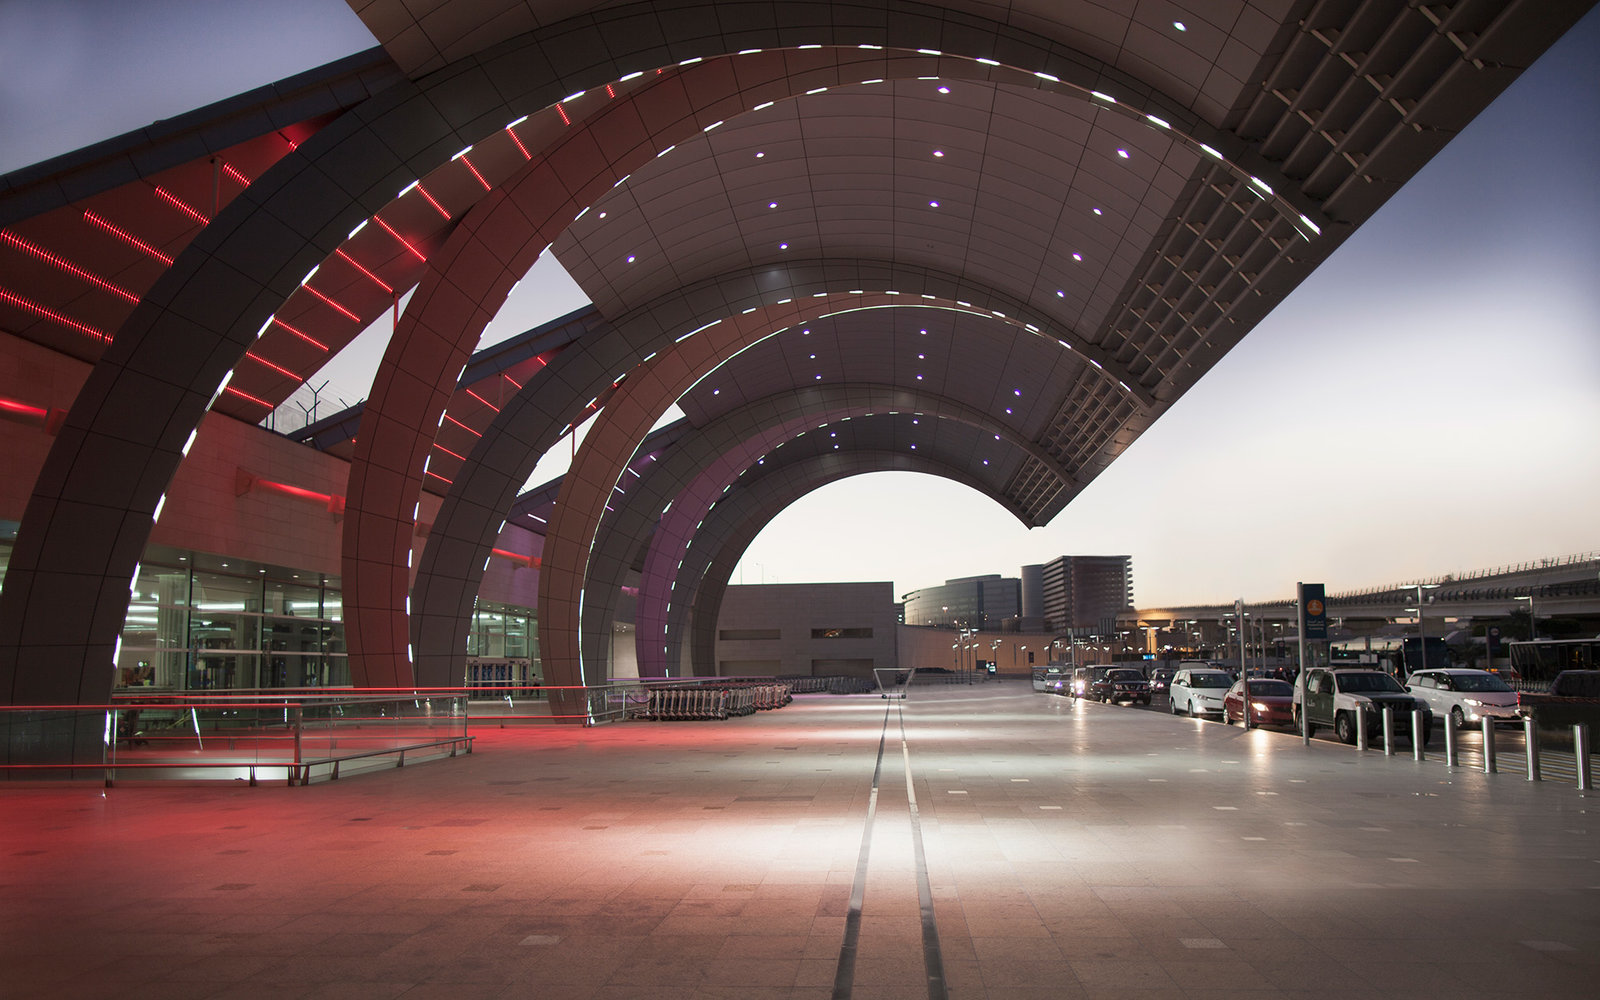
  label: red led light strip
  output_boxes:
[1,230,140,302]
[153,185,210,225]
[464,388,501,412]
[224,385,274,408]
[434,442,468,462]
[335,247,393,294]
[506,126,531,160]
[501,371,523,389]
[491,548,540,569]
[459,154,492,191]
[220,161,250,186]
[425,470,454,485]
[301,282,360,322]
[244,351,299,380]
[442,413,482,436]
[269,317,330,352]
[0,396,48,420]
[83,210,174,264]
[236,470,346,514]
[605,84,616,99]
[374,216,426,261]
[556,103,571,126]
[414,182,451,220]
[0,287,108,342]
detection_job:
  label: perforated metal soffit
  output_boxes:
[2,1,1585,528]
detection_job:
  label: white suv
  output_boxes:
[1170,668,1232,717]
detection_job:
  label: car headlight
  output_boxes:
[1251,702,1269,712]
[1463,698,1482,707]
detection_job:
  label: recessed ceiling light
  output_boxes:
[809,354,816,359]
[929,200,940,208]
[1056,290,1065,297]
[815,374,822,380]
[911,443,917,449]
[1092,207,1103,215]
[916,374,924,380]
[917,353,925,359]
[768,201,777,208]
[598,211,608,219]
[713,389,720,395]
[1005,408,1013,414]
[1072,252,1083,261]
[803,329,810,335]
[755,151,765,158]
[938,86,950,94]
[933,150,945,157]
[920,329,928,334]
[1117,149,1130,159]
[983,459,989,465]
[779,242,789,250]
[1013,389,1022,396]
[1173,21,1187,32]
[626,254,636,263]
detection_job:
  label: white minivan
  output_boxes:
[1170,667,1233,717]
[1405,668,1521,728]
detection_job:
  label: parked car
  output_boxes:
[1071,665,1114,698]
[1147,666,1175,695]
[1295,667,1432,746]
[1089,667,1152,705]
[1222,678,1295,727]
[1170,668,1233,717]
[1405,668,1521,729]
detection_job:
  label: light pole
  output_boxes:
[1412,583,1440,674]
[1514,593,1537,641]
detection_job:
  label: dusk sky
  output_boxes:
[5,2,1596,607]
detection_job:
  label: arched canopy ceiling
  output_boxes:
[0,0,1590,710]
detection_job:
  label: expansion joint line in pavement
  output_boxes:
[832,700,948,1000]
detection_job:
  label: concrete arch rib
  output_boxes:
[663,452,981,677]
[579,386,1039,678]
[347,41,1165,691]
[411,262,1088,689]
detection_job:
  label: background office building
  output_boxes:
[1041,555,1134,634]
[900,575,1021,630]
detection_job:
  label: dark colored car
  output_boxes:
[1223,678,1295,727]
[1147,667,1175,695]
[1089,667,1151,705]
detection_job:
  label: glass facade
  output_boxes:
[120,558,347,691]
[0,528,541,693]
[465,602,541,688]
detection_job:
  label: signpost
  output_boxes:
[1297,583,1326,746]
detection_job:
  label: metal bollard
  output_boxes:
[1482,714,1497,774]
[1576,724,1592,791]
[1443,717,1458,767]
[1382,706,1395,757]
[1524,717,1541,781]
[1356,709,1368,751]
[1413,709,1426,761]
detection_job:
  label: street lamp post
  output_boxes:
[1413,583,1440,673]
[1514,593,1537,641]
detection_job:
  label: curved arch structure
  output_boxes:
[671,452,983,676]
[1,0,1581,720]
[578,387,1043,676]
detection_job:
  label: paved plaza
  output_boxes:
[3,682,1598,999]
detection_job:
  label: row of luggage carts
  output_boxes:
[640,682,793,720]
